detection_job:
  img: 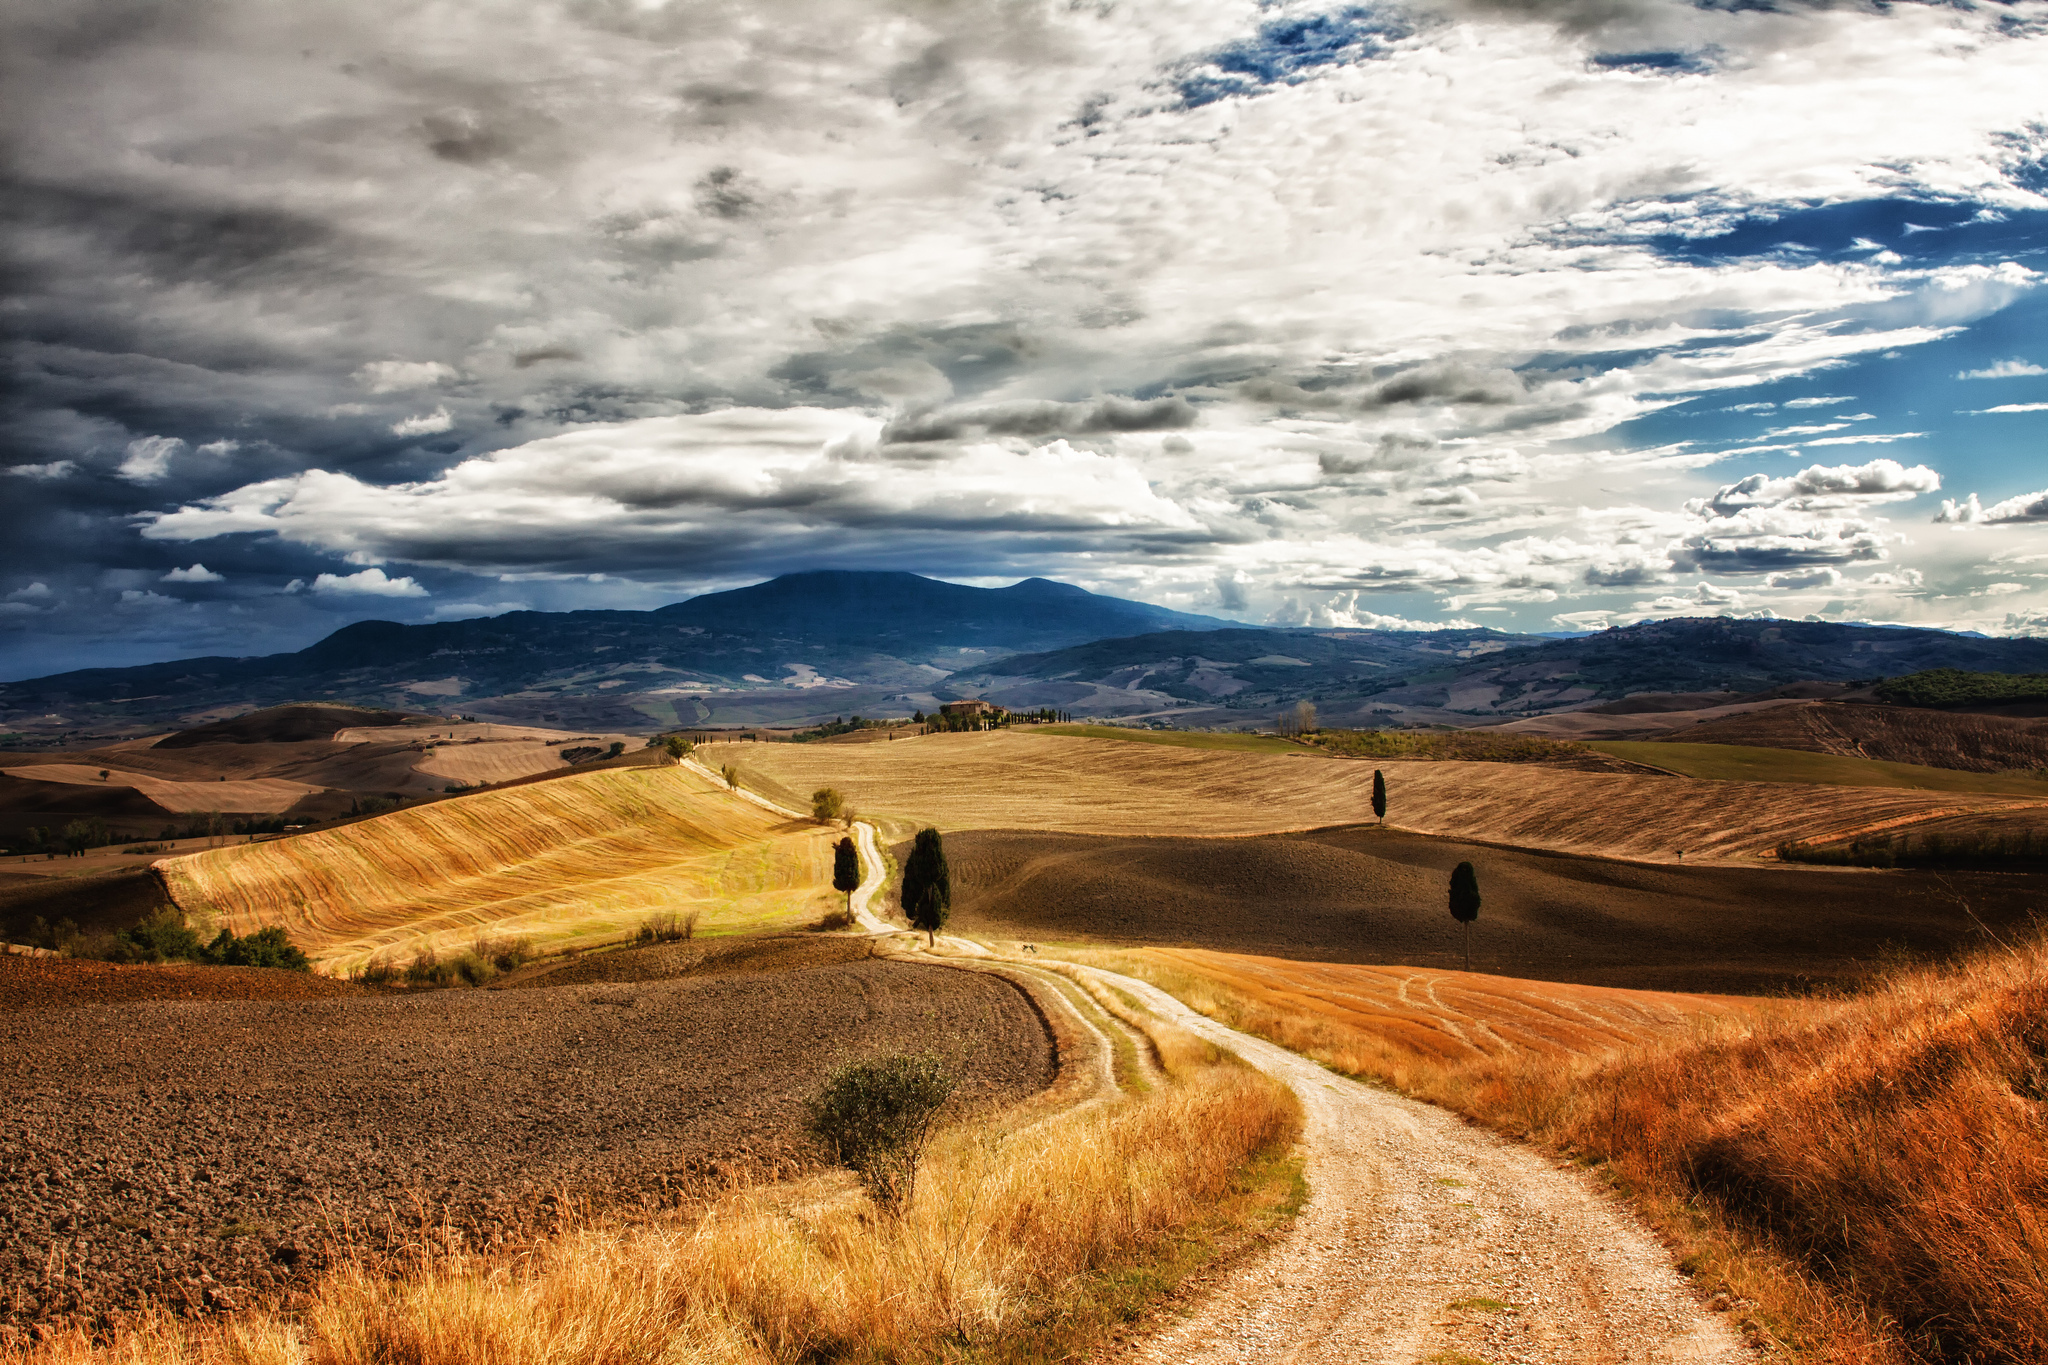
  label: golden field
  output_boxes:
[706,730,2048,860]
[159,765,839,974]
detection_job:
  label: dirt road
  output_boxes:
[1066,963,1754,1365]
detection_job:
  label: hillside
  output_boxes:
[962,616,2048,730]
[0,571,1233,742]
[160,764,839,973]
[1650,701,2048,775]
[706,729,2048,863]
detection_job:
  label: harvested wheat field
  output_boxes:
[940,826,2048,992]
[1069,948,1754,1074]
[0,765,323,814]
[708,729,2048,861]
[414,740,584,786]
[0,937,1052,1332]
[160,765,840,974]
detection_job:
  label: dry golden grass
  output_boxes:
[706,731,2048,860]
[1062,939,2048,1363]
[1051,947,1760,1082]
[159,765,839,974]
[0,764,322,814]
[15,992,1300,1365]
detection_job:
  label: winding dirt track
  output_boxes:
[1061,962,1755,1365]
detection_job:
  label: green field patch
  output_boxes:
[1588,741,2048,796]
[1021,725,1322,755]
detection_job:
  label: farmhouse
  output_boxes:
[939,699,997,718]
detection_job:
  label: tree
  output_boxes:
[1449,861,1481,970]
[813,786,846,822]
[833,836,862,914]
[901,826,951,946]
[720,763,740,790]
[805,1052,957,1211]
[605,741,625,759]
[661,734,691,763]
[1372,769,1387,825]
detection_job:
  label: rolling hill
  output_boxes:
[159,763,839,973]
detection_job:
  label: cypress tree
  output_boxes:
[1448,861,1481,971]
[901,827,952,946]
[1372,769,1387,825]
[833,836,861,915]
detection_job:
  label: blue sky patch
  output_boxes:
[1178,8,1408,107]
[1645,197,2048,267]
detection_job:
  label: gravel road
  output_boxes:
[0,939,1052,1332]
[1077,964,1757,1365]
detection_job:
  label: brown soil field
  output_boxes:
[160,765,842,974]
[0,867,176,945]
[0,936,1053,1331]
[709,730,2048,862]
[0,954,363,1012]
[1085,948,1754,1065]
[0,765,324,814]
[1674,700,2048,774]
[155,705,435,748]
[932,826,2048,992]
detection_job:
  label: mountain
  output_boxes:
[0,572,1235,742]
[961,616,2048,729]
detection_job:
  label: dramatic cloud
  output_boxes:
[1937,490,2048,525]
[160,564,224,583]
[5,0,2048,671]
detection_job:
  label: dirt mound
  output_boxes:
[0,954,1052,1331]
[930,826,2048,993]
[1674,700,2048,775]
[0,954,363,1013]
[156,705,435,749]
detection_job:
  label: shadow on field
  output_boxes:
[925,825,2048,994]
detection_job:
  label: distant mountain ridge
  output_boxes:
[0,571,1235,739]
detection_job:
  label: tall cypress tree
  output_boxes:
[901,827,952,946]
[833,836,861,915]
[1448,861,1481,971]
[1372,769,1387,825]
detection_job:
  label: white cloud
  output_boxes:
[6,461,78,480]
[1965,403,2048,415]
[1935,489,2048,524]
[1803,432,1928,446]
[356,361,459,393]
[195,440,241,458]
[1866,568,1925,588]
[1783,396,1858,409]
[1978,582,2027,595]
[118,436,185,483]
[311,567,428,597]
[1956,359,2046,379]
[1696,459,1940,515]
[7,583,52,600]
[1766,567,1842,590]
[2005,610,2048,637]
[1550,610,1613,630]
[161,564,225,583]
[1267,593,1478,631]
[390,407,455,437]
[118,589,178,607]
[429,600,528,620]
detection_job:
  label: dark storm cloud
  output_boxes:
[880,396,1196,445]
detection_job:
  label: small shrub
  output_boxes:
[813,908,854,931]
[636,911,697,944]
[806,1052,958,1211]
[358,957,399,986]
[204,925,312,971]
[452,950,492,986]
[114,909,206,964]
[482,935,534,973]
[812,786,846,821]
[405,948,455,987]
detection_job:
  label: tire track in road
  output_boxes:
[1055,963,1756,1365]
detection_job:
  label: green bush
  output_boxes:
[203,925,311,971]
[115,909,206,963]
[805,1052,957,1211]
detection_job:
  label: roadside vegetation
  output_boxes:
[1779,827,2048,870]
[19,906,310,971]
[1062,937,2048,1363]
[19,978,1300,1365]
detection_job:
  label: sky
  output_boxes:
[4,0,2047,678]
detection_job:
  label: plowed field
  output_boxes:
[0,765,322,814]
[939,826,2046,992]
[709,730,2048,861]
[160,765,839,974]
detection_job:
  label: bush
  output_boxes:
[636,911,698,944]
[114,908,206,963]
[812,786,846,821]
[203,925,312,971]
[405,948,456,987]
[813,908,855,931]
[806,1052,958,1211]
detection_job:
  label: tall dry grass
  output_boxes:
[1070,939,2048,1363]
[17,1014,1298,1365]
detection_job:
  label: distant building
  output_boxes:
[938,699,997,718]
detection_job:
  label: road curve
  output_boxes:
[1070,963,1755,1365]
